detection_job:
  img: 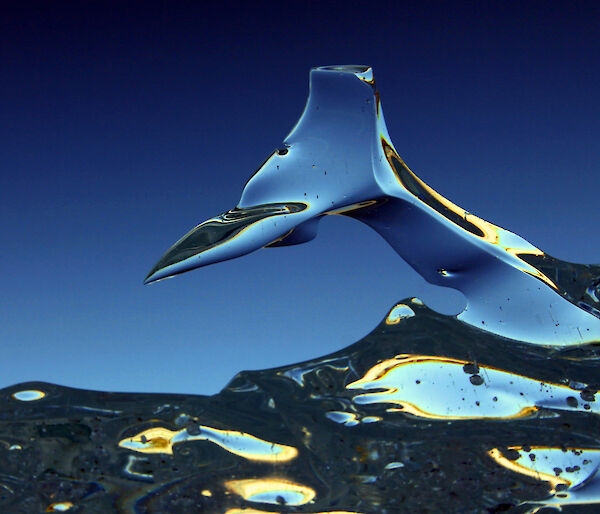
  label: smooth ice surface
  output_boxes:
[146,66,600,347]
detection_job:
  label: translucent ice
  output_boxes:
[2,66,599,512]
[146,65,600,347]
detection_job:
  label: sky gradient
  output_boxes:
[2,2,599,394]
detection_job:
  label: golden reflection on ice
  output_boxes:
[385,303,415,325]
[381,139,559,291]
[45,502,74,512]
[118,425,297,462]
[225,478,315,506]
[488,446,600,505]
[325,199,379,216]
[348,354,599,420]
[225,508,362,514]
[119,427,173,454]
[225,510,273,514]
[12,389,46,401]
[488,448,568,492]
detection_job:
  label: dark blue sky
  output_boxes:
[2,2,598,393]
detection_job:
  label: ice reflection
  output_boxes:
[124,454,153,480]
[225,478,315,506]
[489,447,600,510]
[325,411,360,426]
[12,389,45,401]
[45,502,74,512]
[348,354,599,420]
[225,508,362,514]
[385,303,415,325]
[119,424,297,462]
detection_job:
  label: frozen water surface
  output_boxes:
[2,66,599,512]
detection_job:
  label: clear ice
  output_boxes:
[2,66,600,513]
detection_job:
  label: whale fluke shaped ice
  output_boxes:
[145,65,600,346]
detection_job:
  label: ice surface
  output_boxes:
[145,65,600,347]
[2,66,599,512]
[3,293,600,512]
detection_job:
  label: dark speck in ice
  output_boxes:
[469,375,484,386]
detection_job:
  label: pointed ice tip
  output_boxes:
[144,272,174,285]
[143,272,157,285]
[144,266,171,285]
[144,262,161,284]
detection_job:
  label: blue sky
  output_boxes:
[1,2,598,394]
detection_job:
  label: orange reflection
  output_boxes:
[225,478,315,506]
[226,510,361,514]
[385,303,415,325]
[348,354,592,420]
[381,138,559,292]
[488,448,567,493]
[488,446,600,494]
[118,425,297,462]
[45,503,74,512]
